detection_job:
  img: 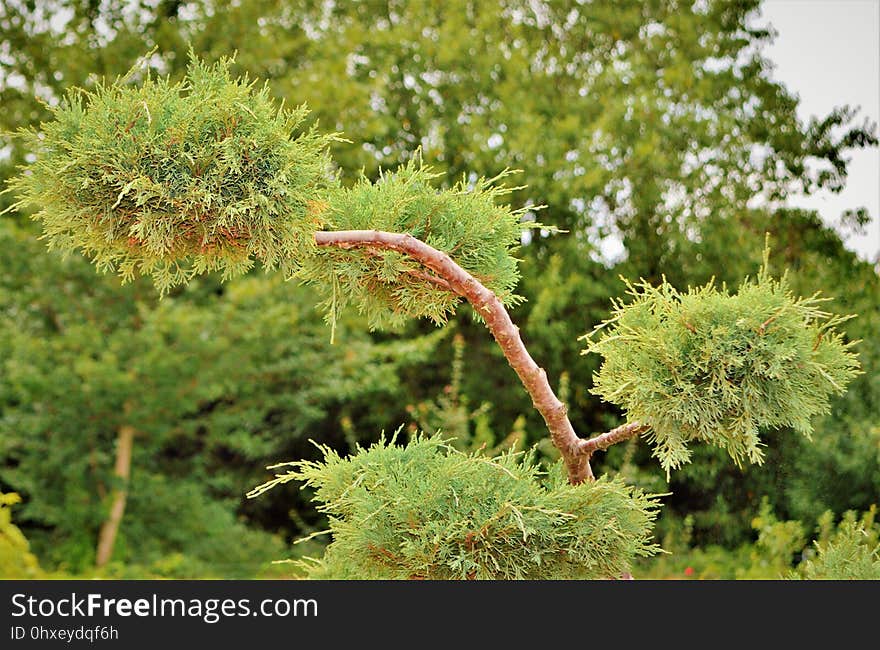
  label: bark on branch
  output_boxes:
[315,229,651,483]
[315,229,602,482]
[580,421,649,455]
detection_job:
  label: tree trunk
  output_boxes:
[95,424,135,568]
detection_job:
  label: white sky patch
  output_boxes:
[760,0,880,262]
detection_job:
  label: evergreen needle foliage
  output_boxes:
[7,53,539,324]
[300,158,541,330]
[583,256,860,474]
[248,435,662,579]
[5,54,338,294]
[791,508,880,580]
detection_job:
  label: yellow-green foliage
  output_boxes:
[0,492,43,578]
[735,498,808,579]
[6,54,338,294]
[300,159,538,330]
[583,260,860,474]
[6,53,539,326]
[249,435,661,579]
[791,507,880,580]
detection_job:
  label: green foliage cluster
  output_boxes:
[636,503,880,580]
[6,55,337,293]
[744,504,880,580]
[792,508,880,580]
[584,262,860,474]
[738,498,808,579]
[0,492,43,579]
[300,159,535,330]
[248,435,661,579]
[7,53,539,323]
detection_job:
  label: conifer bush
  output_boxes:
[583,262,860,474]
[299,161,533,330]
[6,56,338,294]
[5,53,864,579]
[249,436,661,579]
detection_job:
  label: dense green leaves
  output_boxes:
[249,435,661,579]
[584,256,860,473]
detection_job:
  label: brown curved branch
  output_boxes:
[314,230,650,484]
[314,229,595,484]
[358,246,453,291]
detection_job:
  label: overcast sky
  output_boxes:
[759,0,880,262]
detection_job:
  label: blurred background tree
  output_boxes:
[0,0,876,577]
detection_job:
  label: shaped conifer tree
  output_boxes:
[5,55,860,579]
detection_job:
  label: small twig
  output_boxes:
[359,246,453,291]
[580,421,649,455]
[758,306,786,335]
[409,269,453,291]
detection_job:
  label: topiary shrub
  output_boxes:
[298,160,534,331]
[6,55,338,293]
[583,257,860,474]
[248,435,661,579]
[4,52,862,579]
